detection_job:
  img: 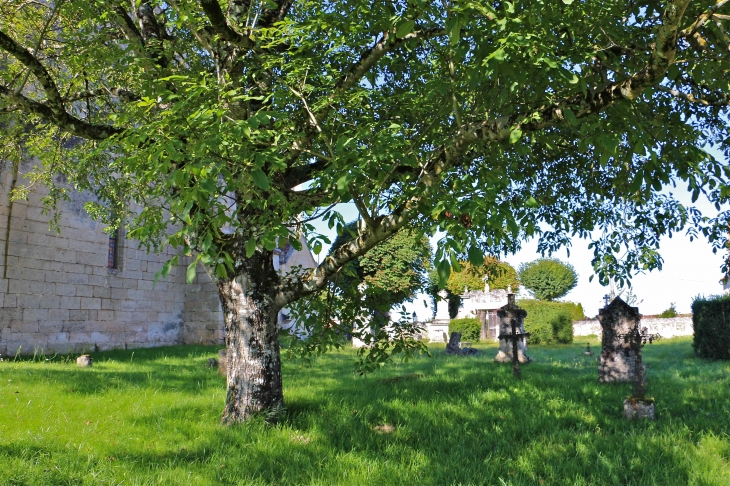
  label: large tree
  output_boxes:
[2,1,729,423]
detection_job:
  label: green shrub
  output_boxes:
[659,302,677,318]
[517,299,574,345]
[691,295,730,359]
[570,302,585,321]
[449,318,481,342]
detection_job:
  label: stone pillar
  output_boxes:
[598,297,643,382]
[494,293,531,363]
[477,309,488,340]
[426,290,451,342]
[434,289,450,321]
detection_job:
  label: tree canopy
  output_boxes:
[518,258,578,301]
[446,257,520,295]
[2,0,730,422]
[328,221,432,313]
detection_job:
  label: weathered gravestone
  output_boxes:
[494,292,531,369]
[426,290,451,342]
[617,324,660,420]
[445,331,462,355]
[444,331,481,356]
[598,297,643,383]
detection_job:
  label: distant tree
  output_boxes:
[329,221,432,314]
[446,257,520,295]
[659,302,678,318]
[518,258,578,301]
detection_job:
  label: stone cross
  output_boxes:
[498,318,531,378]
[616,325,661,399]
[494,292,531,376]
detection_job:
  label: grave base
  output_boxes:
[494,350,531,363]
[623,398,655,420]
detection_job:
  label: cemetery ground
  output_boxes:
[1,338,729,485]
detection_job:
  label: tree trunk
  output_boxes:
[216,250,284,424]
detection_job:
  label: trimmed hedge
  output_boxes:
[571,302,585,321]
[517,299,574,345]
[449,318,481,343]
[691,295,730,359]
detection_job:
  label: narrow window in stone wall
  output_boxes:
[107,229,119,269]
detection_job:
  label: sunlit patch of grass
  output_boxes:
[0,338,729,485]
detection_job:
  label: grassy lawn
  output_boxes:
[1,337,729,485]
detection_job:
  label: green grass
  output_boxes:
[1,337,729,485]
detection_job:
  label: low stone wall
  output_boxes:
[573,316,693,338]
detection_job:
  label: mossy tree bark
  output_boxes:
[216,250,283,424]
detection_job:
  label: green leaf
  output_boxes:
[396,20,415,38]
[437,259,451,286]
[509,128,523,144]
[467,246,484,267]
[246,238,257,258]
[449,19,461,46]
[215,263,227,279]
[154,260,172,285]
[563,108,579,126]
[526,196,539,208]
[251,169,270,190]
[186,261,197,284]
[629,170,644,193]
[562,0,574,4]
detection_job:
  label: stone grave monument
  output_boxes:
[616,322,661,420]
[494,290,531,366]
[598,297,643,383]
[426,290,451,342]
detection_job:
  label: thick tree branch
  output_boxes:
[341,0,699,228]
[0,29,122,139]
[0,85,122,139]
[655,84,730,105]
[278,158,329,189]
[680,0,730,39]
[135,1,169,67]
[276,208,410,306]
[259,0,293,28]
[112,5,145,48]
[63,87,140,103]
[281,27,447,180]
[199,0,255,49]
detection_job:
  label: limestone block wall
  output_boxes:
[573,316,693,338]
[182,265,225,345]
[0,159,223,356]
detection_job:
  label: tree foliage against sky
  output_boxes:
[328,221,432,313]
[446,257,520,295]
[518,258,578,301]
[2,0,730,422]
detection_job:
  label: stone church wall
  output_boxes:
[0,158,224,356]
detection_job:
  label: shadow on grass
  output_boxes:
[2,339,729,485]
